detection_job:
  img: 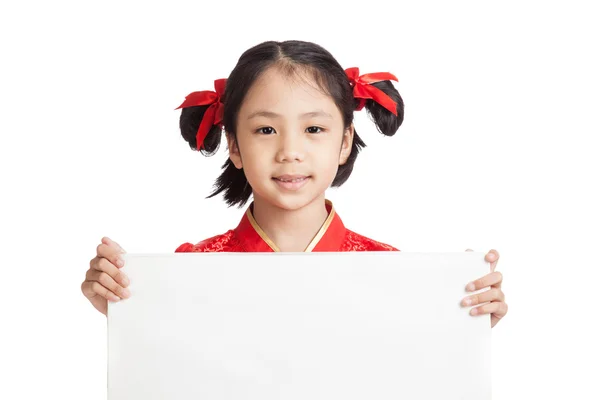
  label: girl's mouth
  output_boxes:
[272,176,310,190]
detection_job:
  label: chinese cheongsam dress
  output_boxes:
[175,199,399,253]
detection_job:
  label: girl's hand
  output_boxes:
[81,237,131,316]
[462,249,508,328]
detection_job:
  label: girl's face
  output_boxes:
[227,65,353,211]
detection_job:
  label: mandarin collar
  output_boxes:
[233,199,346,252]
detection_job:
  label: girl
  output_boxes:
[81,40,507,327]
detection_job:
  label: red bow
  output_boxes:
[345,67,398,116]
[175,79,227,150]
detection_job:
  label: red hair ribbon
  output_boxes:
[345,67,398,116]
[174,78,227,150]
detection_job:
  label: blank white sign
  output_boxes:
[108,252,491,399]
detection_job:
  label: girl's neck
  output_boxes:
[251,195,329,252]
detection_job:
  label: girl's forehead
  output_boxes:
[241,67,337,113]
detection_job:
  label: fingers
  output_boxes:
[81,280,121,303]
[102,236,126,254]
[465,271,503,292]
[81,259,131,304]
[86,267,131,299]
[465,249,500,271]
[86,237,131,303]
[82,237,130,315]
[469,300,508,318]
[461,288,504,307]
[486,249,500,271]
[463,248,506,327]
[96,241,126,270]
[90,255,130,287]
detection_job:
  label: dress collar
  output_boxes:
[233,199,346,252]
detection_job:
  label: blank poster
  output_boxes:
[108,252,491,399]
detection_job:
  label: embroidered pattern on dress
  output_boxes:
[340,230,398,251]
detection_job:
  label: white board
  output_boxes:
[108,252,491,399]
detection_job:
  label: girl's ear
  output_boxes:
[226,132,243,169]
[338,123,354,165]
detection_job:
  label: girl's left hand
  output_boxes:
[461,249,508,328]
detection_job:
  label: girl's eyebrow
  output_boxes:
[246,110,333,120]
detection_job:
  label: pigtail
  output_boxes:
[333,74,404,187]
[179,104,251,207]
[179,106,223,156]
[176,78,227,156]
[361,80,405,136]
[176,78,253,208]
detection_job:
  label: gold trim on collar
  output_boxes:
[304,199,336,252]
[246,199,336,252]
[246,207,280,252]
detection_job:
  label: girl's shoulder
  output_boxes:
[174,230,241,253]
[341,229,400,252]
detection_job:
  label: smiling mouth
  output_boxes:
[272,175,310,182]
[273,177,308,182]
[272,175,310,190]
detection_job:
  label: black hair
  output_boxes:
[178,40,404,207]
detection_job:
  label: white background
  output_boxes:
[1,0,598,399]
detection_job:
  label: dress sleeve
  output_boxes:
[174,242,194,253]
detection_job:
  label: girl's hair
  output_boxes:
[179,40,405,207]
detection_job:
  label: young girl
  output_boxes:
[81,40,507,327]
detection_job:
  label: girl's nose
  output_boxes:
[275,131,306,163]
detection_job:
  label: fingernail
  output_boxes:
[117,257,124,268]
[109,293,120,302]
[122,276,130,287]
[122,288,131,298]
[466,282,476,292]
[463,297,472,306]
[470,308,478,315]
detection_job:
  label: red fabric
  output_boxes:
[345,67,399,116]
[175,202,399,253]
[174,78,226,151]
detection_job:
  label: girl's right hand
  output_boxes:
[81,237,131,316]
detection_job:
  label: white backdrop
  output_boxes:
[1,1,598,399]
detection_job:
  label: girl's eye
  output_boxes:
[254,126,324,134]
[256,127,275,135]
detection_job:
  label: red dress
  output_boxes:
[175,200,399,253]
